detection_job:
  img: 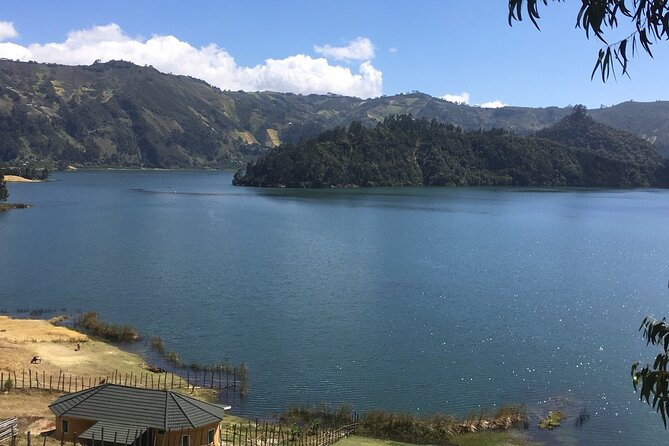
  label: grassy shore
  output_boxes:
[336,432,538,446]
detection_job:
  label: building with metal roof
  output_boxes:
[49,384,231,446]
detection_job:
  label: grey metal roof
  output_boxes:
[78,422,147,445]
[49,384,229,430]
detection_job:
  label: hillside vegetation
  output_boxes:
[1,60,669,169]
[233,110,669,188]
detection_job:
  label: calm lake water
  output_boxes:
[2,170,669,444]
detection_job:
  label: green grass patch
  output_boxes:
[450,431,538,446]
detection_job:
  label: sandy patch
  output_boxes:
[2,175,41,183]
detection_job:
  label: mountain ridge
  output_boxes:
[0,59,667,168]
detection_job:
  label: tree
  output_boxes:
[508,0,669,80]
[0,174,7,202]
[633,317,669,426]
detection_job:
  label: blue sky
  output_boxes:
[1,1,667,108]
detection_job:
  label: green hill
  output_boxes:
[0,60,668,169]
[233,111,669,188]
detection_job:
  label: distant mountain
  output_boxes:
[233,111,669,188]
[0,59,668,168]
[589,101,669,158]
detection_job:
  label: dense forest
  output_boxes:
[233,108,669,188]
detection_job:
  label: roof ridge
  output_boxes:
[48,383,108,415]
[170,392,227,420]
[169,391,196,429]
[164,391,170,430]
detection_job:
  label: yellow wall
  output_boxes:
[155,422,221,446]
[53,416,221,446]
[54,416,97,443]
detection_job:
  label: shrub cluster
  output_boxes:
[74,312,139,343]
[278,405,527,445]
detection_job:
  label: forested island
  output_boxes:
[233,107,669,188]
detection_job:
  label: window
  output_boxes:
[207,429,215,444]
[62,419,69,433]
[181,434,189,446]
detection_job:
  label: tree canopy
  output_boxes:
[508,0,669,80]
[233,110,668,189]
[0,174,8,202]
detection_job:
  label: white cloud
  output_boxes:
[0,23,382,98]
[314,37,375,62]
[388,47,397,54]
[441,92,470,105]
[479,100,507,108]
[0,21,17,41]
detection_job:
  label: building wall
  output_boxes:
[54,416,97,442]
[154,421,221,446]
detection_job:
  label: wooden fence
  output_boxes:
[0,418,18,443]
[3,423,358,446]
[0,368,242,394]
[222,421,358,446]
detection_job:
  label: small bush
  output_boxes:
[164,351,180,364]
[279,404,354,428]
[3,378,13,392]
[150,337,165,354]
[74,312,139,343]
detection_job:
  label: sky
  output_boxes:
[0,1,668,108]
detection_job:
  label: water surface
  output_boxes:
[2,170,669,445]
